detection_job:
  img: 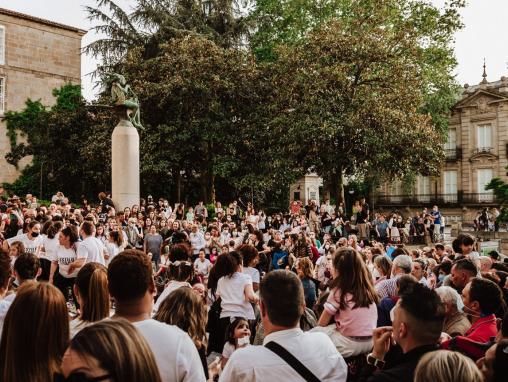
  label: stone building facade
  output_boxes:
[0,8,85,183]
[376,69,508,222]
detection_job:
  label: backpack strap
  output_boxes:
[264,341,320,382]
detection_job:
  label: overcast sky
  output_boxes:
[1,0,507,100]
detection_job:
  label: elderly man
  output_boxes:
[435,286,470,337]
[375,255,413,299]
[479,256,493,272]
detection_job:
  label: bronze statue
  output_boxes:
[104,73,143,130]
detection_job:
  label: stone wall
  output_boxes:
[0,10,84,183]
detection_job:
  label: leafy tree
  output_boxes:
[122,35,298,203]
[3,84,114,200]
[269,4,447,203]
[486,173,508,222]
[252,0,464,202]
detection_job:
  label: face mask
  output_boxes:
[438,274,445,283]
[461,303,482,318]
[31,232,40,237]
[237,336,250,346]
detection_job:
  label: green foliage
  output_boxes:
[3,84,114,200]
[486,175,508,222]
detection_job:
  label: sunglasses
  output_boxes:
[55,372,110,382]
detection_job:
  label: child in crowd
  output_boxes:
[221,317,251,368]
[8,241,25,267]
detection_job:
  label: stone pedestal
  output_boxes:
[112,119,139,211]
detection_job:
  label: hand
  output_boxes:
[208,357,221,381]
[68,264,75,274]
[439,332,451,343]
[371,326,393,360]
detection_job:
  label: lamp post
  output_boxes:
[39,161,44,200]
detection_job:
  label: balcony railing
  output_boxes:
[445,148,462,161]
[473,147,493,155]
[376,192,498,206]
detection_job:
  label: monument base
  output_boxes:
[112,119,140,211]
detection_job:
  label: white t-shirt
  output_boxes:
[243,267,260,284]
[105,242,120,265]
[69,318,93,339]
[0,299,13,342]
[194,258,211,276]
[7,233,43,255]
[222,342,236,358]
[41,234,60,262]
[77,236,106,265]
[132,319,206,382]
[50,243,85,278]
[217,272,255,320]
[153,281,192,313]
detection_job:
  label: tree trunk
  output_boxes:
[329,166,344,205]
[175,171,182,203]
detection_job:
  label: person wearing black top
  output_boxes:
[359,283,445,382]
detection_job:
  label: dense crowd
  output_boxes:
[0,191,507,382]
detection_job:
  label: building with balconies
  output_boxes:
[375,65,508,222]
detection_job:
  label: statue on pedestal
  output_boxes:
[104,73,143,130]
[100,72,141,211]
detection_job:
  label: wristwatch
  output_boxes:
[366,353,386,369]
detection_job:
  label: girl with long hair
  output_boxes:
[0,281,69,382]
[70,263,110,338]
[49,225,82,304]
[154,287,208,378]
[312,247,379,357]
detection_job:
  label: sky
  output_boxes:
[1,0,508,100]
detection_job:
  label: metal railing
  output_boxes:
[473,147,493,155]
[445,148,462,161]
[376,192,498,206]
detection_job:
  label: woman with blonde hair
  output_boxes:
[0,281,69,382]
[154,286,209,378]
[415,350,482,382]
[70,262,110,337]
[61,318,162,382]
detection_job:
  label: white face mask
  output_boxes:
[237,336,250,346]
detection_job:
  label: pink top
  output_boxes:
[324,288,377,337]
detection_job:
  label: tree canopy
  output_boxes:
[3,0,465,207]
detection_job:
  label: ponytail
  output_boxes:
[76,263,109,322]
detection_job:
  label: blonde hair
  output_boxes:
[414,350,482,382]
[296,257,314,279]
[154,287,207,350]
[70,318,161,382]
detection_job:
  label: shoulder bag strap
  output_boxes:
[264,341,321,382]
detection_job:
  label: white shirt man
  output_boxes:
[220,270,347,382]
[78,221,106,265]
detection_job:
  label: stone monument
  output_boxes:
[104,73,142,211]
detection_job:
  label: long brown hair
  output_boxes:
[154,287,207,350]
[69,318,162,382]
[0,281,69,382]
[75,263,110,322]
[329,247,379,309]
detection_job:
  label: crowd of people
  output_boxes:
[0,191,507,382]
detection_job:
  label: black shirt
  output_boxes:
[359,344,439,382]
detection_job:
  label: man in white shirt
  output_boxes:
[220,270,347,382]
[108,249,205,382]
[76,221,106,266]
